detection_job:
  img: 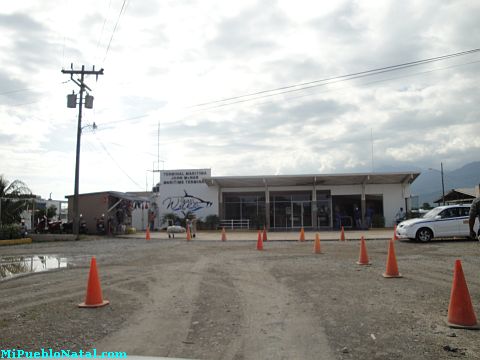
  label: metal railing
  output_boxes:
[219,219,250,229]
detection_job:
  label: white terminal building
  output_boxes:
[156,168,420,230]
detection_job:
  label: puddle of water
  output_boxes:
[0,255,69,280]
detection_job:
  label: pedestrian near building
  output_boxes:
[191,216,197,238]
[468,196,480,240]
[395,207,406,224]
[148,210,155,231]
[353,205,361,229]
[365,205,374,229]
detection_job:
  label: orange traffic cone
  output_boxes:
[383,239,402,278]
[340,226,345,241]
[313,233,322,254]
[221,227,227,241]
[256,230,263,250]
[299,227,305,242]
[262,227,268,242]
[357,236,371,265]
[79,257,109,308]
[146,225,151,241]
[447,260,479,329]
[186,225,191,241]
[393,224,398,240]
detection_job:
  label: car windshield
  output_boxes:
[422,207,444,219]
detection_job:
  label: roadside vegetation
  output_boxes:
[0,175,32,239]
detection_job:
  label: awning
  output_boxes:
[204,172,420,188]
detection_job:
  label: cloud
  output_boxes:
[0,71,38,104]
[0,13,60,71]
[207,2,290,58]
[1,0,480,199]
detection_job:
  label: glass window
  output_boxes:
[440,208,459,218]
[459,207,470,216]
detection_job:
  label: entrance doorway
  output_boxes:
[270,192,312,230]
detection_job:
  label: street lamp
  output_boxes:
[429,162,445,205]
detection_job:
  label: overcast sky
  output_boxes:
[1,0,479,200]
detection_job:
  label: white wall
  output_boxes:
[131,207,148,230]
[158,169,218,224]
[365,184,405,227]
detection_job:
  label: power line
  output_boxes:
[96,0,113,63]
[102,0,128,65]
[94,134,143,189]
[191,60,480,113]
[190,48,480,108]
[0,81,68,98]
[75,49,480,131]
[90,58,480,131]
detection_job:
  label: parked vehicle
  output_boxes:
[396,204,479,242]
[96,215,106,235]
[62,218,87,234]
[35,216,63,234]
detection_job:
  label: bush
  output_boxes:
[195,218,206,230]
[161,212,180,227]
[0,224,22,240]
[204,215,220,230]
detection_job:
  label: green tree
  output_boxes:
[161,212,180,227]
[36,205,57,222]
[0,175,32,225]
[422,202,433,210]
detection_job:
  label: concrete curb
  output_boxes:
[31,234,76,242]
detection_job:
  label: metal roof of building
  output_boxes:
[205,172,420,188]
[433,187,477,204]
[65,191,150,201]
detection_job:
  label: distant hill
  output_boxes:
[411,161,480,206]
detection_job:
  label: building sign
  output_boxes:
[158,169,217,221]
[161,169,209,185]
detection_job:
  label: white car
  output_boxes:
[396,205,479,242]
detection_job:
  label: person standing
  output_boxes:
[469,196,480,240]
[395,207,406,224]
[191,216,197,238]
[353,205,361,229]
[365,205,374,229]
[148,210,155,231]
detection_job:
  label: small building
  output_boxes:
[157,169,420,230]
[20,197,68,230]
[433,185,480,205]
[66,191,150,234]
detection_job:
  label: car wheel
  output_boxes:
[416,228,433,242]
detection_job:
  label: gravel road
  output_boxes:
[1,234,479,359]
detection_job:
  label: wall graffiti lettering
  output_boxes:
[163,190,213,214]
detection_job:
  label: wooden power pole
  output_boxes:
[61,64,104,239]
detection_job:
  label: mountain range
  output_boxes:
[406,161,479,206]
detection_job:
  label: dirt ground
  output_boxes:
[1,232,479,360]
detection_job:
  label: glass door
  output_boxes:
[292,202,303,228]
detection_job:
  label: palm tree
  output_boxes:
[0,175,32,225]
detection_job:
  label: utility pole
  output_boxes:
[62,64,104,239]
[441,162,445,206]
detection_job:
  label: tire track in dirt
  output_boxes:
[94,257,209,356]
[176,264,243,360]
[226,258,335,360]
